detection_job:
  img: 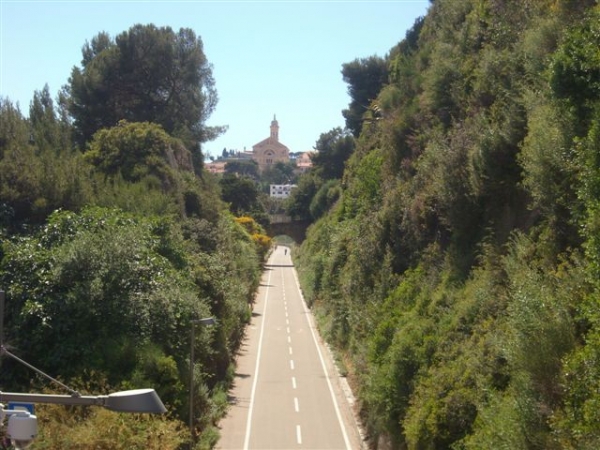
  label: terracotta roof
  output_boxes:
[253,137,290,151]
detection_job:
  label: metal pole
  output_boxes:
[1,347,80,396]
[0,389,166,413]
[0,290,5,348]
[0,392,104,407]
[189,321,195,448]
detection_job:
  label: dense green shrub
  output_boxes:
[1,208,209,383]
[295,2,600,448]
[0,21,265,448]
[1,205,261,445]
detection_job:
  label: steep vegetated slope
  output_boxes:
[296,1,600,448]
[0,25,267,449]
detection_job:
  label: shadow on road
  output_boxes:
[235,373,251,379]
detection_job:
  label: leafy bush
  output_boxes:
[1,204,262,446]
[294,4,600,449]
[85,120,193,188]
[234,215,272,261]
[1,208,207,383]
[32,404,187,450]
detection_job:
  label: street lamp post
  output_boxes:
[189,317,215,448]
[0,389,166,449]
[0,389,167,413]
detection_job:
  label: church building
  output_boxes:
[252,116,290,172]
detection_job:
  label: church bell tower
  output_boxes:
[270,114,279,141]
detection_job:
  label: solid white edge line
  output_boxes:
[243,267,272,450]
[292,268,353,450]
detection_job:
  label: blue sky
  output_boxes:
[0,0,430,159]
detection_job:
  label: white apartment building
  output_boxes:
[270,184,297,198]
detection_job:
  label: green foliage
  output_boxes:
[126,344,185,411]
[1,205,262,444]
[286,172,321,221]
[90,173,178,217]
[2,208,203,381]
[342,56,389,137]
[29,85,73,154]
[0,21,266,448]
[0,97,210,229]
[85,120,193,188]
[295,2,600,449]
[310,128,355,180]
[309,179,341,220]
[33,404,188,449]
[0,97,92,225]
[341,148,383,218]
[519,93,577,228]
[259,160,297,187]
[219,174,267,224]
[286,128,354,222]
[580,112,600,275]
[234,215,272,262]
[459,378,541,450]
[224,159,259,178]
[551,58,600,449]
[554,324,600,449]
[550,7,600,125]
[66,24,222,164]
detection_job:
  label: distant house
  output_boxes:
[270,184,297,198]
[252,116,290,172]
[295,151,314,173]
[205,161,226,174]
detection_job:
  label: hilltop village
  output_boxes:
[205,116,313,177]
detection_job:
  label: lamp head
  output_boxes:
[104,389,167,414]
[7,413,37,449]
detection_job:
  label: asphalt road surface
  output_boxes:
[216,246,363,450]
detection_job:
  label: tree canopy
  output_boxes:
[85,120,193,188]
[310,127,355,180]
[219,174,265,220]
[341,56,389,137]
[285,127,352,221]
[66,24,223,170]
